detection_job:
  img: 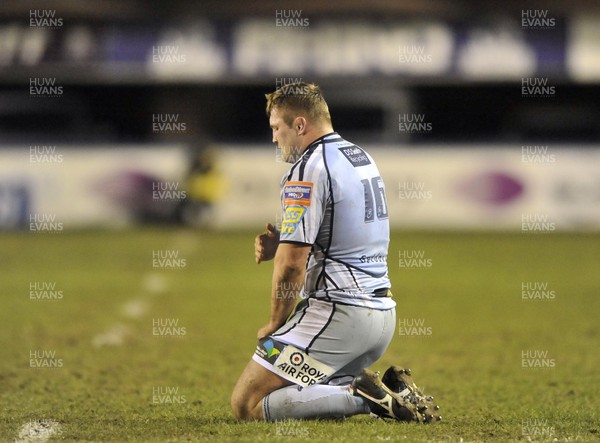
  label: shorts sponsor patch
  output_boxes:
[338,146,371,167]
[284,181,313,207]
[280,206,306,234]
[274,345,335,387]
[255,337,287,365]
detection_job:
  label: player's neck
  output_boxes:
[301,127,335,151]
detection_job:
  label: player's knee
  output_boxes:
[230,390,255,421]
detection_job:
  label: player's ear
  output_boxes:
[294,117,306,135]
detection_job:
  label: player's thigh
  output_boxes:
[231,359,291,414]
[312,305,396,384]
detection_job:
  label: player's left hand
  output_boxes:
[257,322,279,340]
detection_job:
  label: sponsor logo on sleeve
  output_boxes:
[284,181,313,207]
[281,206,306,234]
[338,146,371,167]
[274,345,335,387]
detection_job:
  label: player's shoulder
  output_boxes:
[322,136,374,170]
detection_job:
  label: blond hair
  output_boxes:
[265,82,332,127]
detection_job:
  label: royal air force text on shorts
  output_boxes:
[521,78,556,98]
[521,282,556,301]
[398,181,432,200]
[30,145,63,163]
[29,350,63,368]
[398,318,432,337]
[521,145,556,164]
[29,78,63,98]
[29,213,63,233]
[152,182,187,201]
[521,350,556,369]
[399,250,432,269]
[521,418,555,439]
[152,114,187,133]
[152,46,186,63]
[152,250,187,269]
[152,318,187,337]
[29,9,63,28]
[521,9,556,29]
[29,282,63,301]
[521,213,556,232]
[152,386,187,404]
[275,10,309,27]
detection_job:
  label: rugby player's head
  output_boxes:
[265,82,332,127]
[266,82,334,163]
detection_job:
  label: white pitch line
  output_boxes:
[15,419,61,442]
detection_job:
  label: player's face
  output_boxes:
[270,107,301,163]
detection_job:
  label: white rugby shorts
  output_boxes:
[253,298,396,387]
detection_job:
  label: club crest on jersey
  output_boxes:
[281,206,306,234]
[284,181,313,207]
[338,146,371,167]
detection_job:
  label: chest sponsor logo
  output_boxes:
[339,146,371,167]
[284,181,313,207]
[274,345,335,387]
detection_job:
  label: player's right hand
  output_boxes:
[255,223,280,264]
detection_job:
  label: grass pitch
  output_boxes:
[1,229,599,442]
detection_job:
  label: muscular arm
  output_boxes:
[257,242,311,339]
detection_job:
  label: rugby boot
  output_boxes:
[350,369,419,422]
[381,366,442,423]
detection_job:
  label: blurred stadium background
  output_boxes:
[1,0,599,231]
[1,0,600,441]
